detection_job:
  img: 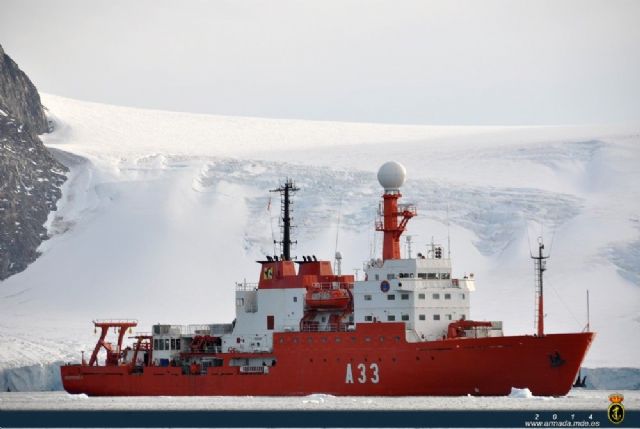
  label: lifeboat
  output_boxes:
[306,287,350,309]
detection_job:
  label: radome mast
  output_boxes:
[270,179,299,261]
[375,162,416,260]
[532,238,549,337]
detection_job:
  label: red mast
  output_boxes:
[532,239,548,337]
[375,162,416,260]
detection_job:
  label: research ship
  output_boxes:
[61,161,594,396]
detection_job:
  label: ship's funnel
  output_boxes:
[377,161,406,193]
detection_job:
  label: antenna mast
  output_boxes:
[270,179,299,261]
[586,290,590,332]
[532,237,549,337]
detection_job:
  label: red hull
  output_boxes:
[61,323,594,396]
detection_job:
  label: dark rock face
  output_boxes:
[0,44,48,136]
[0,44,67,280]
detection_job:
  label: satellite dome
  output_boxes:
[377,161,406,191]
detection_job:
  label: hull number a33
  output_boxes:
[345,363,380,384]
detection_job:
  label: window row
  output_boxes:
[377,272,452,280]
[363,292,464,301]
[364,314,457,322]
[154,338,181,351]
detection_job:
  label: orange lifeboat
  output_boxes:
[306,288,350,310]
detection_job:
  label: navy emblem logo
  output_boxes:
[607,393,624,425]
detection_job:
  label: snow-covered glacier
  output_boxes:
[0,94,638,391]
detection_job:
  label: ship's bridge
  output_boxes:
[354,255,477,341]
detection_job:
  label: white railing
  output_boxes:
[300,323,351,332]
[310,282,353,290]
[236,281,258,291]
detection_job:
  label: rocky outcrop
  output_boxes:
[0,44,48,135]
[0,44,67,280]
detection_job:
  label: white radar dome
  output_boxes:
[377,161,407,191]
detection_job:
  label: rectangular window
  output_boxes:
[427,273,437,279]
[419,314,426,321]
[293,296,298,302]
[153,339,159,350]
[171,339,176,350]
[267,315,274,330]
[387,315,396,321]
[441,273,451,279]
[236,298,244,306]
[364,294,372,301]
[176,339,181,350]
[401,314,409,321]
[164,339,170,350]
[158,339,163,350]
[418,273,427,279]
[444,293,451,300]
[461,293,466,300]
[446,314,452,321]
[375,274,379,280]
[364,315,373,321]
[401,293,409,300]
[433,314,441,321]
[387,294,396,300]
[432,293,440,299]
[387,273,396,280]
[418,293,425,299]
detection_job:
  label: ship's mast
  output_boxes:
[270,179,299,261]
[375,162,416,260]
[532,238,548,337]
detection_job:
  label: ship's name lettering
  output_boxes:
[345,363,379,384]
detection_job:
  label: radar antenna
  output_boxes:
[270,178,299,261]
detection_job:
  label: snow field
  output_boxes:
[0,94,638,382]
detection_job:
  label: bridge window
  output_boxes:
[387,294,396,301]
[444,293,451,300]
[387,315,396,321]
[432,293,440,299]
[433,314,441,321]
[364,294,372,301]
[418,273,427,279]
[401,294,409,300]
[401,314,409,321]
[427,273,437,279]
[419,314,426,321]
[441,273,451,279]
[418,293,425,299]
